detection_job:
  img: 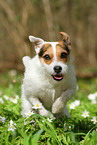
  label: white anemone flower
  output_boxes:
[74,100,80,106]
[94,92,97,96]
[91,100,96,104]
[0,98,4,104]
[81,110,89,118]
[15,95,19,99]
[69,102,76,109]
[9,95,19,104]
[8,120,16,131]
[69,100,80,109]
[3,95,9,100]
[88,93,96,100]
[88,93,97,104]
[91,117,97,124]
[42,118,53,123]
[24,111,34,117]
[32,103,42,109]
[47,118,53,122]
[0,116,6,123]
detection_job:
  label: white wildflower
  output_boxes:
[24,111,34,117]
[91,100,96,104]
[0,98,4,103]
[32,103,42,109]
[42,118,53,123]
[9,95,19,104]
[8,120,16,131]
[88,93,96,101]
[0,116,6,123]
[94,92,97,96]
[69,100,80,109]
[15,95,19,100]
[69,102,76,109]
[47,118,53,122]
[3,95,9,100]
[81,110,89,118]
[10,98,18,104]
[91,117,97,124]
[74,100,80,106]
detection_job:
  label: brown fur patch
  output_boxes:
[39,43,54,65]
[56,42,70,63]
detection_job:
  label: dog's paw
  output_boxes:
[52,99,64,114]
[22,56,31,67]
[39,108,53,118]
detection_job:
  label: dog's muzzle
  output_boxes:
[52,66,63,81]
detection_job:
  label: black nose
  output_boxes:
[54,66,62,73]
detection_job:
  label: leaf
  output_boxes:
[82,129,91,145]
[23,133,30,145]
[1,108,19,117]
[31,129,44,145]
[88,131,97,145]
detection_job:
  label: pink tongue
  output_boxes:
[54,75,63,80]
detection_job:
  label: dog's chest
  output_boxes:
[38,86,63,109]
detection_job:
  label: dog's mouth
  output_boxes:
[52,74,63,81]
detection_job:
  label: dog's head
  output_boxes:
[29,32,71,81]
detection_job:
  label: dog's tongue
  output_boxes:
[52,74,63,81]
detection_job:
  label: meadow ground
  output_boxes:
[0,70,97,145]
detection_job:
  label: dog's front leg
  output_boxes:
[52,88,76,115]
[28,97,54,118]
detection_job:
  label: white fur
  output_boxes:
[29,36,44,54]
[21,37,76,118]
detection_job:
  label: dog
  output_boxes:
[21,32,76,118]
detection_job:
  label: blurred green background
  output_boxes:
[0,0,97,77]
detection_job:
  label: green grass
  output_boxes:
[0,70,97,145]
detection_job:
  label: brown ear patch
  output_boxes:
[38,43,54,65]
[60,32,71,46]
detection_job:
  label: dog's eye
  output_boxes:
[43,54,51,60]
[61,52,68,59]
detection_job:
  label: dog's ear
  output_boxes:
[29,35,44,53]
[60,32,71,50]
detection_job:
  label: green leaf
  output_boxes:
[31,129,44,145]
[82,129,91,145]
[23,133,30,145]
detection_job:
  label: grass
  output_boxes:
[0,70,97,145]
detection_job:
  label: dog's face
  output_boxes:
[29,32,71,81]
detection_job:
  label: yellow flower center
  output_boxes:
[11,125,14,129]
[36,104,39,107]
[28,112,31,115]
[71,104,74,107]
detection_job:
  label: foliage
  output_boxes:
[0,71,97,144]
[0,0,97,71]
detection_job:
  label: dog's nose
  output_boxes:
[54,66,62,73]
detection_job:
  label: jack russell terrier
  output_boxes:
[21,32,76,118]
